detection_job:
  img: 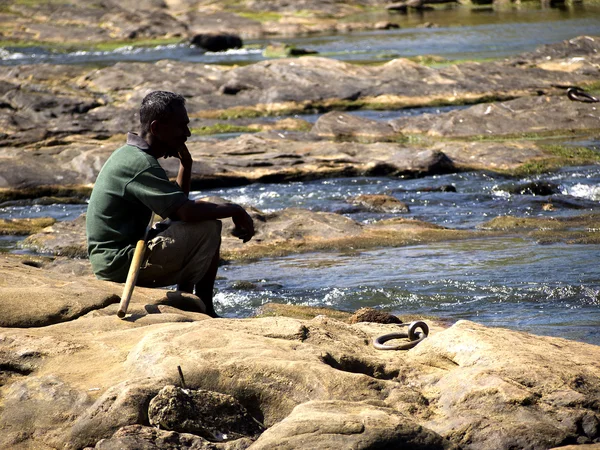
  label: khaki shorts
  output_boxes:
[137,220,222,288]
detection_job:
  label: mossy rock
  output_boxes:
[0,217,56,236]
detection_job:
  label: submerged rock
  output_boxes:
[349,194,410,213]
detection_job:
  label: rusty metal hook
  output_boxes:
[373,321,429,350]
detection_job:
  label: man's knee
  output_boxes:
[189,219,222,243]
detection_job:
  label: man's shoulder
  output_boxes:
[105,144,161,174]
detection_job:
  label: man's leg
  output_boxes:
[177,244,220,317]
[194,248,221,318]
[138,220,222,316]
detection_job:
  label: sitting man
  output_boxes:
[86,90,254,318]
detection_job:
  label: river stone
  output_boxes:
[349,307,402,324]
[248,400,451,449]
[148,385,264,440]
[349,194,410,213]
[311,111,399,142]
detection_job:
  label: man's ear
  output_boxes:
[149,120,161,136]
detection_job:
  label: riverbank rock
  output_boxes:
[0,283,599,449]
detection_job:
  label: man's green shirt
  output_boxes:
[86,133,188,282]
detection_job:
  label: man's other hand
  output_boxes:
[231,206,255,243]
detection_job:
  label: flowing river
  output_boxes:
[1,4,599,344]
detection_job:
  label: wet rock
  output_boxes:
[349,307,402,324]
[349,194,410,213]
[148,385,263,440]
[191,33,243,52]
[494,181,560,196]
[392,95,600,138]
[249,400,451,449]
[263,43,319,58]
[311,111,399,142]
[21,214,87,258]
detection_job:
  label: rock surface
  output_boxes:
[0,282,599,449]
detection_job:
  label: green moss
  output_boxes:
[0,218,56,236]
[236,11,283,22]
[255,303,352,321]
[191,124,256,136]
[511,144,600,176]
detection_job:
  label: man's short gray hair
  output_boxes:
[140,91,186,135]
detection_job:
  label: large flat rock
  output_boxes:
[0,294,598,449]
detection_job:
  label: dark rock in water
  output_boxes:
[148,385,264,441]
[496,181,560,196]
[349,307,402,324]
[349,194,410,213]
[191,33,243,52]
[263,43,318,58]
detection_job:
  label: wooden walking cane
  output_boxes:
[117,213,155,318]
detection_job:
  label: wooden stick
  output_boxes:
[117,213,155,318]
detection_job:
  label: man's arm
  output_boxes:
[172,200,255,243]
[175,144,192,196]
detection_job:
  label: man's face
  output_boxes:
[152,104,191,158]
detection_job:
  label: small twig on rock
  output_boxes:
[177,365,187,390]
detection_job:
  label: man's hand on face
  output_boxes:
[170,144,193,167]
[231,206,255,243]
